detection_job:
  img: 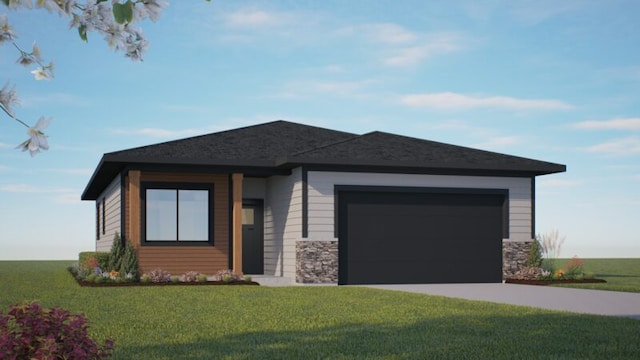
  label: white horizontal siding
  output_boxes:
[96,174,121,252]
[307,171,533,242]
[264,168,303,277]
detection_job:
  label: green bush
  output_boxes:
[118,239,139,281]
[525,239,543,267]
[106,234,124,272]
[79,252,109,271]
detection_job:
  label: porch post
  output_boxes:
[127,170,141,248]
[232,173,243,274]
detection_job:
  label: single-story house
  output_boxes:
[81,120,565,285]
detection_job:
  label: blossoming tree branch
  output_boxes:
[0,0,172,156]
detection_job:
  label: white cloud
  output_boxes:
[224,9,290,28]
[538,179,582,188]
[0,184,75,194]
[586,136,640,156]
[474,136,523,149]
[400,92,573,110]
[356,23,418,44]
[49,168,93,175]
[22,93,89,108]
[572,118,640,131]
[383,33,462,66]
[272,79,378,100]
[0,142,11,148]
[111,127,204,139]
[337,23,465,67]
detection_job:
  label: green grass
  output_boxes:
[1,261,639,359]
[550,258,640,293]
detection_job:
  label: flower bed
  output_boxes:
[68,267,259,287]
[504,278,606,286]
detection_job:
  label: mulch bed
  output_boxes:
[69,269,260,287]
[505,278,606,285]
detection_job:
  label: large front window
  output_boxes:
[142,183,213,244]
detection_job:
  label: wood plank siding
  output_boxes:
[125,171,230,275]
[306,171,534,242]
[96,174,121,252]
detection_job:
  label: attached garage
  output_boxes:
[337,187,507,285]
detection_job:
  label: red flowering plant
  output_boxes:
[565,256,585,279]
[0,301,113,360]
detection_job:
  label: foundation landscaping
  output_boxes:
[68,235,256,287]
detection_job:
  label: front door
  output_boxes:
[242,200,264,274]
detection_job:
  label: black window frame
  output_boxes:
[141,182,215,246]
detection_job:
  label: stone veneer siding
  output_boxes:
[296,241,338,283]
[503,241,533,278]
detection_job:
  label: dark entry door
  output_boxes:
[242,201,264,274]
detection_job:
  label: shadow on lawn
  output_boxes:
[117,313,640,359]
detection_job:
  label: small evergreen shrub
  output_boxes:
[118,239,139,281]
[0,301,113,359]
[107,234,124,272]
[198,274,208,283]
[525,239,543,267]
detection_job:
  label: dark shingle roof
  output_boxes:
[82,120,565,200]
[288,131,563,173]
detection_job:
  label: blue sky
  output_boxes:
[1,1,639,260]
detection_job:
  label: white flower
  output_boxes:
[16,116,52,157]
[30,62,54,80]
[0,15,17,43]
[6,0,33,9]
[134,0,168,22]
[0,82,19,116]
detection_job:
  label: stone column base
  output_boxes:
[503,241,533,278]
[296,241,338,284]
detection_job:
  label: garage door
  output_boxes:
[337,189,506,285]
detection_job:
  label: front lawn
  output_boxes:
[550,258,640,293]
[1,261,639,359]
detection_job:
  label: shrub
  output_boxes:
[584,271,596,279]
[0,301,113,360]
[179,271,200,283]
[198,274,208,283]
[118,239,139,281]
[565,256,585,278]
[525,239,543,267]
[146,269,171,283]
[140,274,150,283]
[214,269,243,283]
[79,252,109,273]
[107,234,124,273]
[171,276,180,283]
[244,275,252,282]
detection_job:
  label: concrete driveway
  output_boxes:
[366,283,640,320]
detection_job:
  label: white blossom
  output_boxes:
[6,0,34,9]
[134,0,169,22]
[0,15,17,43]
[0,81,19,116]
[30,62,54,80]
[16,116,51,157]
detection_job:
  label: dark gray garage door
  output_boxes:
[337,188,506,285]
